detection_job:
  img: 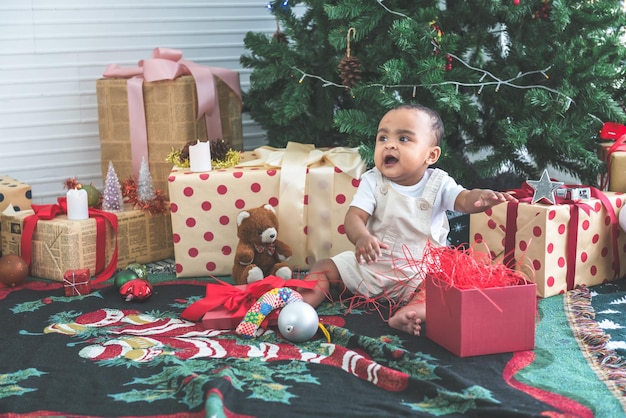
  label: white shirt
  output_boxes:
[350,168,465,240]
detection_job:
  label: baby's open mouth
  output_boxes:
[384,155,398,165]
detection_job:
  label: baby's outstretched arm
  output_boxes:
[455,188,517,214]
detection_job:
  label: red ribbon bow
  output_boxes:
[20,197,119,284]
[180,275,318,322]
[254,243,276,255]
[505,182,619,291]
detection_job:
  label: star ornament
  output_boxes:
[526,169,564,204]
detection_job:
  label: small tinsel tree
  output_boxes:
[137,156,156,202]
[102,161,123,212]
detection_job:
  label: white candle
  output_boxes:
[67,188,89,220]
[189,141,212,172]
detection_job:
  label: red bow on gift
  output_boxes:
[20,197,119,284]
[181,275,318,322]
[254,243,276,255]
[505,182,619,291]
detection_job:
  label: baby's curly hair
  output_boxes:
[394,104,444,146]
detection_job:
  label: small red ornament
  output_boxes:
[513,0,520,5]
[119,278,153,302]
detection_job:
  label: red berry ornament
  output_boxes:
[119,278,153,302]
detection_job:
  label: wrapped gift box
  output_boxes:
[97,52,243,199]
[63,269,92,296]
[425,275,536,357]
[446,211,469,248]
[1,205,173,282]
[598,142,626,192]
[179,277,315,329]
[0,175,32,213]
[0,175,33,256]
[168,142,365,277]
[202,299,278,330]
[469,192,626,297]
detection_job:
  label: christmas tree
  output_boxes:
[102,161,123,212]
[241,0,626,188]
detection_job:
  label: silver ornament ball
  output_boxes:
[277,301,319,343]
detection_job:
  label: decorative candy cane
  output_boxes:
[236,287,303,338]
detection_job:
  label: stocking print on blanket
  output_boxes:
[0,278,593,417]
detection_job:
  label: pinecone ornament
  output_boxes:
[338,56,362,88]
[179,140,195,163]
[273,18,288,44]
[273,30,288,44]
[338,28,361,88]
[210,139,232,162]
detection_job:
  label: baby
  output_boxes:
[300,104,516,335]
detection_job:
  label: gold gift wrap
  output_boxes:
[469,193,626,297]
[96,74,243,199]
[1,205,173,282]
[168,142,366,277]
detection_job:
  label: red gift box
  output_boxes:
[425,275,536,357]
[180,275,317,330]
[63,269,92,296]
[201,293,279,330]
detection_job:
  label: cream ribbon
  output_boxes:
[238,142,365,267]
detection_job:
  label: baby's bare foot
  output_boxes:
[389,310,422,336]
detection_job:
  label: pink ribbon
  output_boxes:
[102,47,242,177]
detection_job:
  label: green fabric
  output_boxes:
[517,291,624,417]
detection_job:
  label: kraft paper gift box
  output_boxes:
[425,275,536,357]
[168,142,365,277]
[1,204,174,282]
[96,48,243,199]
[469,189,626,298]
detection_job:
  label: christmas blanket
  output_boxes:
[0,264,625,417]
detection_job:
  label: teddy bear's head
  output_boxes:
[236,204,280,246]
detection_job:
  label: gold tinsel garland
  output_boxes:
[165,141,241,170]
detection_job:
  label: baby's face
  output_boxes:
[374,108,440,186]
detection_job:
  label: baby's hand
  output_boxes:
[474,190,517,208]
[354,235,388,264]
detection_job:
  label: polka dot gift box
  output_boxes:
[0,175,32,213]
[469,191,626,298]
[168,142,365,278]
[0,175,32,256]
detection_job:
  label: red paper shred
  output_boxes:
[421,242,528,290]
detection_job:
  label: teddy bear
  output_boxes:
[232,204,293,285]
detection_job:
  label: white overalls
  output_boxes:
[332,168,450,303]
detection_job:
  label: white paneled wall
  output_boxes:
[0,1,277,204]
